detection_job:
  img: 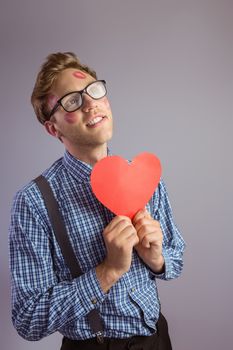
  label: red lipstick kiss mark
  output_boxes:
[64,113,77,124]
[73,71,86,79]
[48,95,57,109]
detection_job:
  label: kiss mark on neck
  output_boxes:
[73,71,86,79]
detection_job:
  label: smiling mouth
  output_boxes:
[86,116,107,127]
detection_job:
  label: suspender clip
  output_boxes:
[96,331,104,344]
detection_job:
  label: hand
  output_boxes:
[132,208,165,273]
[103,215,139,276]
[96,216,139,292]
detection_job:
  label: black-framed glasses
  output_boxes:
[48,80,107,119]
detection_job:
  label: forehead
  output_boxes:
[52,68,95,97]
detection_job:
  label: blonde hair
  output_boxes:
[31,52,97,124]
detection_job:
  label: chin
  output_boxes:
[103,133,113,145]
[97,127,113,143]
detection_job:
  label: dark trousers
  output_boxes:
[60,313,172,350]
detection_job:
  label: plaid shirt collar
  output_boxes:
[63,150,93,182]
[63,148,111,182]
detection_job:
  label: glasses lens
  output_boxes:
[62,92,82,112]
[87,81,106,99]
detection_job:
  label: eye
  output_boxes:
[88,82,106,98]
[68,97,77,106]
[63,93,81,108]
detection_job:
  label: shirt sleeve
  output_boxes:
[9,190,106,341]
[149,179,186,280]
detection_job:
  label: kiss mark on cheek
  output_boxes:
[48,95,58,109]
[73,71,86,79]
[64,113,77,124]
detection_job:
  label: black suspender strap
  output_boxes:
[34,175,104,343]
[34,175,82,277]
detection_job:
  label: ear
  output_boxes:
[44,120,62,139]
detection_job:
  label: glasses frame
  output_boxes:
[48,79,107,119]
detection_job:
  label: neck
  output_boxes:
[65,143,108,166]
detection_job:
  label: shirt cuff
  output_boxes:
[75,268,106,313]
[149,250,173,280]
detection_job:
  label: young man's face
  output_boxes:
[46,68,113,151]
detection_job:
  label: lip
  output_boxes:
[85,114,107,126]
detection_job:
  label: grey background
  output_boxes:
[1,0,232,349]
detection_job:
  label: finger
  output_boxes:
[122,225,138,240]
[132,208,147,225]
[105,220,134,243]
[133,207,154,225]
[143,208,152,219]
[141,231,163,248]
[105,215,131,234]
[114,220,134,236]
[125,228,140,246]
[114,225,138,246]
[138,226,163,245]
[134,217,154,232]
[136,224,159,242]
[134,217,161,234]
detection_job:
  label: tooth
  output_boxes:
[87,117,103,126]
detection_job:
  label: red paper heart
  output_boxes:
[90,153,162,219]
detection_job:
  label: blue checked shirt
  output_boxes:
[9,150,185,341]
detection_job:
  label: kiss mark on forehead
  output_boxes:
[48,95,58,109]
[73,71,86,79]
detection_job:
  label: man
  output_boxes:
[9,52,185,350]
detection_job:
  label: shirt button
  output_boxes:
[131,288,135,292]
[91,298,98,304]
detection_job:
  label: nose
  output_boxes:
[81,93,98,112]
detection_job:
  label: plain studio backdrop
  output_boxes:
[0,1,232,349]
